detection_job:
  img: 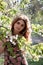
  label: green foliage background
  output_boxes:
[0,0,43,65]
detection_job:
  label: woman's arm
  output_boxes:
[0,38,7,54]
[0,41,4,54]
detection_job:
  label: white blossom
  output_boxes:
[9,34,18,45]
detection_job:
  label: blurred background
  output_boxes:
[0,0,43,65]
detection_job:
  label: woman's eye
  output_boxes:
[21,24,24,27]
[17,22,20,24]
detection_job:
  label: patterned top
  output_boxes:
[4,35,28,65]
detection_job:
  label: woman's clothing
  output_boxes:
[4,38,28,65]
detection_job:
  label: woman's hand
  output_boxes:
[2,38,7,43]
[2,36,10,43]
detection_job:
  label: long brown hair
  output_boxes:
[11,14,32,41]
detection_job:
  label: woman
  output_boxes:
[0,14,32,65]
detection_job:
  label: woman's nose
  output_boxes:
[18,24,21,28]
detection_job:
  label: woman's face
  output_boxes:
[14,20,25,34]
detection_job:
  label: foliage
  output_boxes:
[28,58,43,65]
[0,0,43,63]
[3,35,43,61]
[2,35,31,57]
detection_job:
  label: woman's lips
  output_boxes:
[15,27,20,31]
[16,27,20,30]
